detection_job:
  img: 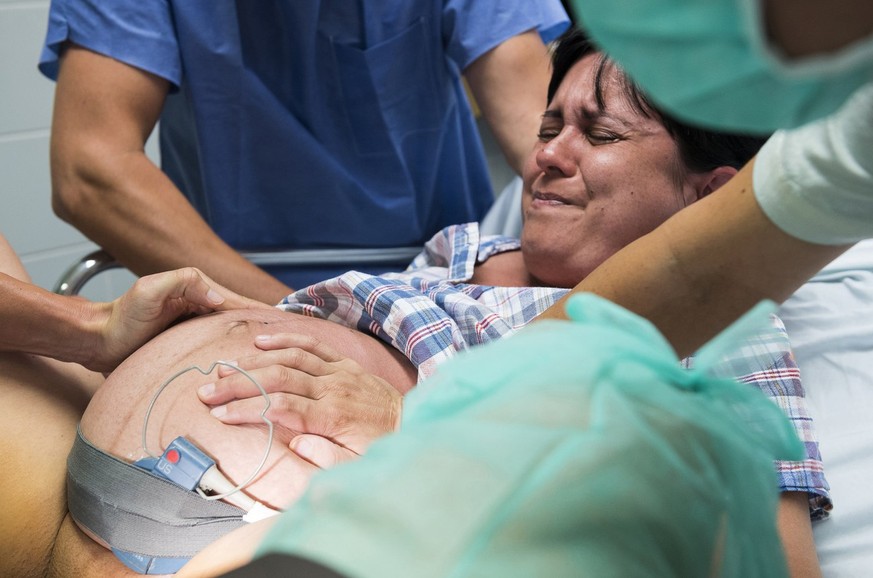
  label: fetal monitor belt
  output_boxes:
[67,427,247,559]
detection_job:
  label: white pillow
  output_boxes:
[479,177,523,238]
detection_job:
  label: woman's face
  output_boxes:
[521,53,704,288]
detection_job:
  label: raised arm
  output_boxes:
[464,29,553,175]
[537,160,849,358]
[50,44,292,304]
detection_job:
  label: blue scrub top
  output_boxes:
[40,0,569,287]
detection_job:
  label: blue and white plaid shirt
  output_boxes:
[280,222,831,518]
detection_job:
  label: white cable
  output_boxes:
[141,361,274,502]
[198,466,281,521]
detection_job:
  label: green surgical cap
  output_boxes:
[571,0,873,133]
[255,294,802,577]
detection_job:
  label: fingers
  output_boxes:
[290,434,359,469]
[251,333,366,375]
[97,268,273,372]
[202,337,363,404]
[119,267,269,343]
[198,333,402,455]
[216,347,337,380]
[206,374,399,455]
[197,361,319,405]
[168,268,272,312]
[209,392,314,432]
[253,333,346,364]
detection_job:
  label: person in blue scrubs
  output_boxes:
[40,1,570,302]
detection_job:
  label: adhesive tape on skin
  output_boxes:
[243,502,281,524]
[571,0,873,132]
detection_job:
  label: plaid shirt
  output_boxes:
[280,222,831,517]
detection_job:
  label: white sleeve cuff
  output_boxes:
[754,81,873,245]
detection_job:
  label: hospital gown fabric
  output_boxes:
[280,223,563,379]
[279,222,831,514]
[253,295,801,578]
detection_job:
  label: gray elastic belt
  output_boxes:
[67,426,247,558]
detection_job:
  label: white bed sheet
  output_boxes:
[779,239,873,576]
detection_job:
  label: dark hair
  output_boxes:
[548,28,767,172]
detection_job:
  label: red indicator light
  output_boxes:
[166,449,181,464]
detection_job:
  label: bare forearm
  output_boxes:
[51,44,292,304]
[778,492,822,578]
[765,0,873,59]
[465,29,552,174]
[54,148,291,304]
[538,161,849,357]
[0,273,104,364]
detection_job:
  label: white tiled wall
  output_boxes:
[0,0,140,301]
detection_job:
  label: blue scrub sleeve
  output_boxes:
[442,0,569,71]
[39,0,182,87]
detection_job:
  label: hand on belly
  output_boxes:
[80,308,414,510]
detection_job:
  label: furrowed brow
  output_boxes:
[578,105,634,129]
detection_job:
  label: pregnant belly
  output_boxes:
[80,308,416,509]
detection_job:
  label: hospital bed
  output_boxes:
[54,245,424,297]
[53,179,525,297]
[51,179,873,577]
[776,238,873,577]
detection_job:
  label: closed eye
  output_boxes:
[586,129,620,144]
[538,110,563,142]
[537,128,561,142]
